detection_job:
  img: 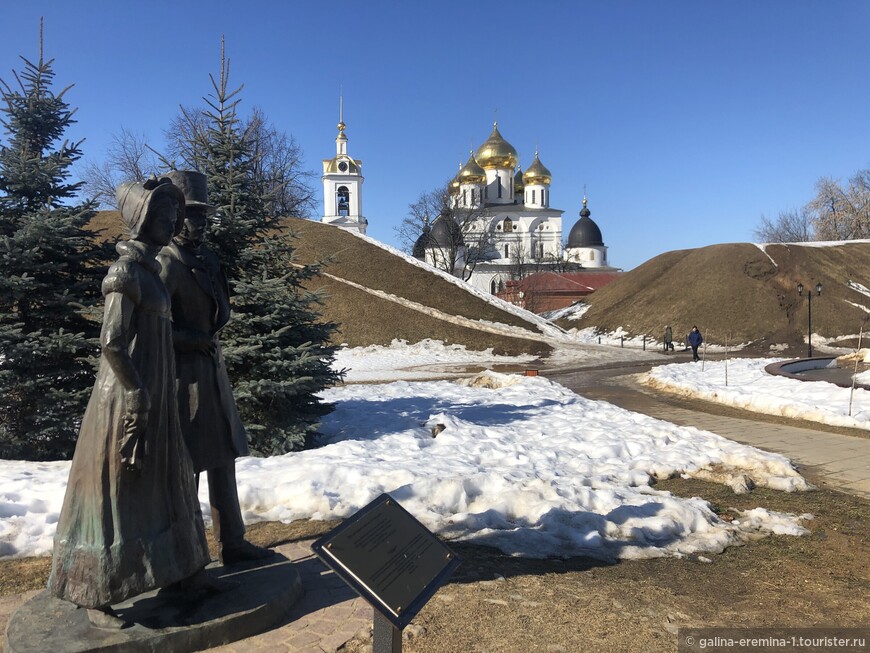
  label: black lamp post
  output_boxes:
[797,281,822,357]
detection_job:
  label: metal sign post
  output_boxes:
[373,611,401,653]
[312,494,462,651]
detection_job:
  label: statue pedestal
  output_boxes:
[4,555,302,653]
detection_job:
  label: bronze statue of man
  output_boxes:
[158,170,271,565]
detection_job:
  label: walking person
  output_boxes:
[663,325,674,353]
[688,325,703,362]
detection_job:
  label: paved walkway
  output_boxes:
[0,540,371,653]
[546,364,870,500]
[207,540,371,653]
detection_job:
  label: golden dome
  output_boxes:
[475,122,518,170]
[449,163,462,193]
[324,155,360,174]
[458,151,486,185]
[514,167,525,191]
[523,150,552,186]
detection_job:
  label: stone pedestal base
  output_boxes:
[4,554,302,653]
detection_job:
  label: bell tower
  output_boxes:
[321,97,366,234]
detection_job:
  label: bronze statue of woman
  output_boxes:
[47,178,212,628]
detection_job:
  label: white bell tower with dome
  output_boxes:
[321,97,366,235]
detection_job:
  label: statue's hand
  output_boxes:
[120,388,150,472]
[175,330,216,356]
[191,335,216,356]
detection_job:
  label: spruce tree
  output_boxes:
[175,41,342,454]
[0,27,106,459]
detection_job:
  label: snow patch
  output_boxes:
[645,358,870,430]
[0,373,811,560]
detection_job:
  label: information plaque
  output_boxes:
[312,493,461,630]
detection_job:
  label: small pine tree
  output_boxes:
[174,40,342,454]
[0,24,106,459]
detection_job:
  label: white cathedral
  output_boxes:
[321,115,611,293]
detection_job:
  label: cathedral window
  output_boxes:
[503,218,513,232]
[504,244,509,258]
[532,190,536,204]
[497,177,502,199]
[538,241,544,258]
[463,189,467,205]
[490,279,497,294]
[336,186,350,216]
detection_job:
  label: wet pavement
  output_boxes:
[544,358,870,500]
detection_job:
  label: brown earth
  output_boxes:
[562,241,870,356]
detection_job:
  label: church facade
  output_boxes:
[318,114,614,294]
[414,122,612,293]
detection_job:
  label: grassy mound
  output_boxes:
[563,241,870,352]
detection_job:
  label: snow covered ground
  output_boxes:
[645,357,870,430]
[337,338,663,382]
[334,339,537,383]
[1,359,812,562]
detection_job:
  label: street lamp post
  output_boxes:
[797,282,822,358]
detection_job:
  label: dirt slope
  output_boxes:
[562,241,870,352]
[89,212,551,356]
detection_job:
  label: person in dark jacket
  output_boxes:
[688,326,703,361]
[663,325,674,352]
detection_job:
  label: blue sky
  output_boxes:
[2,1,869,270]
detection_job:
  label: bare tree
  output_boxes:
[162,104,316,219]
[544,249,581,273]
[807,171,870,240]
[80,127,158,207]
[396,182,495,280]
[507,241,531,281]
[395,183,449,252]
[754,208,814,243]
[247,107,316,218]
[162,104,208,172]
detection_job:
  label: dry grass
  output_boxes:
[562,241,870,355]
[88,212,551,357]
[287,218,540,331]
[0,519,341,596]
[311,275,550,355]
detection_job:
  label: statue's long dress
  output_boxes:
[48,241,210,609]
